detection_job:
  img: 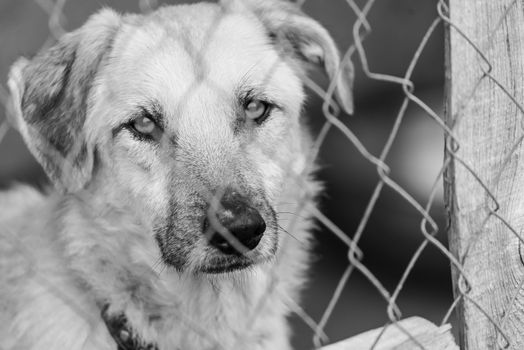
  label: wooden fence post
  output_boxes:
[445,1,524,349]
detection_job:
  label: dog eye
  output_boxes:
[134,116,156,133]
[245,99,271,124]
[127,115,163,142]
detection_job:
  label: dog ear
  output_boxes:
[224,0,354,115]
[7,9,121,193]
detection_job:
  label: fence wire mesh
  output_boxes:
[2,0,524,349]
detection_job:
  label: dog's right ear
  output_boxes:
[7,9,121,193]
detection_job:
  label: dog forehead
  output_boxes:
[104,4,300,112]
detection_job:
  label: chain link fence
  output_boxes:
[2,0,524,349]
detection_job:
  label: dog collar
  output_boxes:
[101,305,159,350]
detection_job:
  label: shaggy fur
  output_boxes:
[0,1,353,349]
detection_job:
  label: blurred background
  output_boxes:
[0,0,452,348]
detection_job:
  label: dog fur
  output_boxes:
[0,1,353,349]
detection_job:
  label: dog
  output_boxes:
[0,1,353,349]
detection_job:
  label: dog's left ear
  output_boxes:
[224,0,354,115]
[7,9,121,193]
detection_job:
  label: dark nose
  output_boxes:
[203,191,266,255]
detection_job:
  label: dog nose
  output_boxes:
[204,191,266,255]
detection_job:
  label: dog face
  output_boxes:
[7,1,353,274]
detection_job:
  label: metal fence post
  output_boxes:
[445,0,524,348]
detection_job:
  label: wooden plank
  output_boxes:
[320,317,457,350]
[445,0,524,349]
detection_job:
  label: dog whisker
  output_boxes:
[277,224,306,246]
[151,257,165,274]
[276,211,309,221]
